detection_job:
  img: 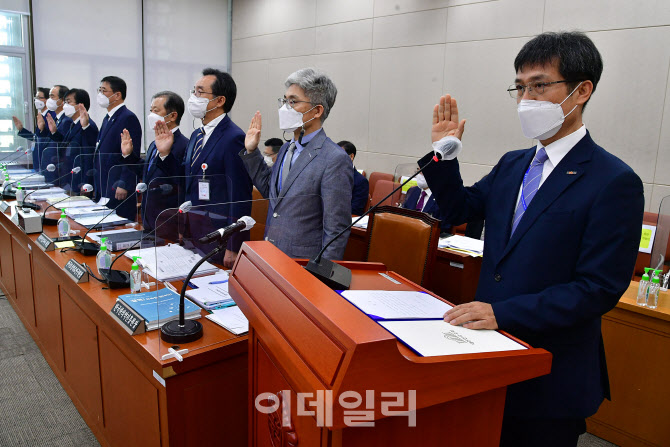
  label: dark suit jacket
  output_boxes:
[178,115,252,253]
[18,110,56,171]
[50,118,98,191]
[420,131,644,419]
[352,167,369,215]
[402,186,450,232]
[83,105,142,220]
[141,129,188,230]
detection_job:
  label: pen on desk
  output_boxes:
[209,279,228,285]
[163,282,178,294]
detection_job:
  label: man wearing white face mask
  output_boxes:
[46,88,97,189]
[178,68,252,268]
[120,90,187,230]
[82,75,142,220]
[12,87,54,171]
[419,32,644,446]
[39,85,72,182]
[242,68,353,260]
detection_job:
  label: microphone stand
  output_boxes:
[160,235,229,344]
[304,156,437,290]
[2,165,51,199]
[21,167,81,212]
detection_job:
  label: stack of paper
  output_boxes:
[116,288,201,331]
[26,187,66,201]
[186,272,234,310]
[206,306,248,335]
[438,234,484,257]
[352,215,369,229]
[47,195,92,206]
[125,244,219,282]
[65,205,111,219]
[74,213,129,229]
[340,290,452,320]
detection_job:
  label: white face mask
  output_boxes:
[263,155,275,167]
[46,98,59,111]
[97,91,110,108]
[34,98,45,110]
[147,112,170,131]
[62,103,76,118]
[277,103,317,132]
[517,82,582,140]
[187,93,218,119]
[415,174,428,190]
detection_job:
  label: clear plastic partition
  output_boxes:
[71,152,97,196]
[104,160,143,223]
[39,143,61,184]
[0,134,31,168]
[650,196,670,276]
[137,193,323,358]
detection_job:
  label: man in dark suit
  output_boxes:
[39,85,73,182]
[338,140,369,215]
[83,76,142,220]
[402,174,451,234]
[421,32,644,447]
[46,88,97,191]
[242,68,353,260]
[179,68,252,267]
[120,91,188,230]
[12,87,56,171]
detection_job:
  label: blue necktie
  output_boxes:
[147,145,157,173]
[511,147,548,236]
[190,128,205,169]
[98,114,110,143]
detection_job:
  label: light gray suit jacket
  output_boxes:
[240,129,353,260]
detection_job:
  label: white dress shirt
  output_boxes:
[202,113,226,147]
[515,125,587,205]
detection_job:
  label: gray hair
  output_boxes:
[284,68,337,122]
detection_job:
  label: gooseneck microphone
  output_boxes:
[22,166,81,208]
[0,147,26,163]
[2,163,56,199]
[42,183,93,226]
[101,200,193,289]
[161,215,256,344]
[198,216,255,244]
[305,155,442,290]
[75,183,147,256]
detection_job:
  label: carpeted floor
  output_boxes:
[0,291,616,447]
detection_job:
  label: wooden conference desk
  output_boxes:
[587,282,670,447]
[0,205,248,447]
[344,225,482,305]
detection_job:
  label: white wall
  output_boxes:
[32,0,230,150]
[230,0,670,212]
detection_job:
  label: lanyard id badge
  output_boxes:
[198,163,210,201]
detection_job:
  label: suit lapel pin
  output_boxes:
[566,170,577,175]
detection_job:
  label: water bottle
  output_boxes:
[129,256,142,293]
[57,208,70,238]
[96,237,112,274]
[636,268,650,307]
[647,270,661,309]
[15,182,24,202]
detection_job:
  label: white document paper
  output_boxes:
[88,227,141,243]
[379,320,527,356]
[340,290,452,320]
[352,215,369,229]
[125,244,218,282]
[439,235,484,253]
[75,213,128,227]
[206,306,249,335]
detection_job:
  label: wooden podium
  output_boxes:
[229,242,552,446]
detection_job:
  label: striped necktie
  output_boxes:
[510,147,548,236]
[279,142,296,191]
[190,128,205,168]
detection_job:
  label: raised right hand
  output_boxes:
[78,104,89,128]
[46,113,58,134]
[36,113,46,132]
[12,116,24,131]
[432,94,466,143]
[245,111,262,153]
[120,129,134,156]
[154,121,174,157]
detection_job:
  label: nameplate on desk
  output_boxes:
[36,233,56,251]
[110,300,145,336]
[64,259,88,283]
[0,201,9,213]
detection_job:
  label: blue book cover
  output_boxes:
[117,288,200,324]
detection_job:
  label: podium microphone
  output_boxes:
[198,216,255,244]
[161,215,256,344]
[74,183,147,256]
[304,152,446,290]
[101,200,193,289]
[41,180,91,226]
